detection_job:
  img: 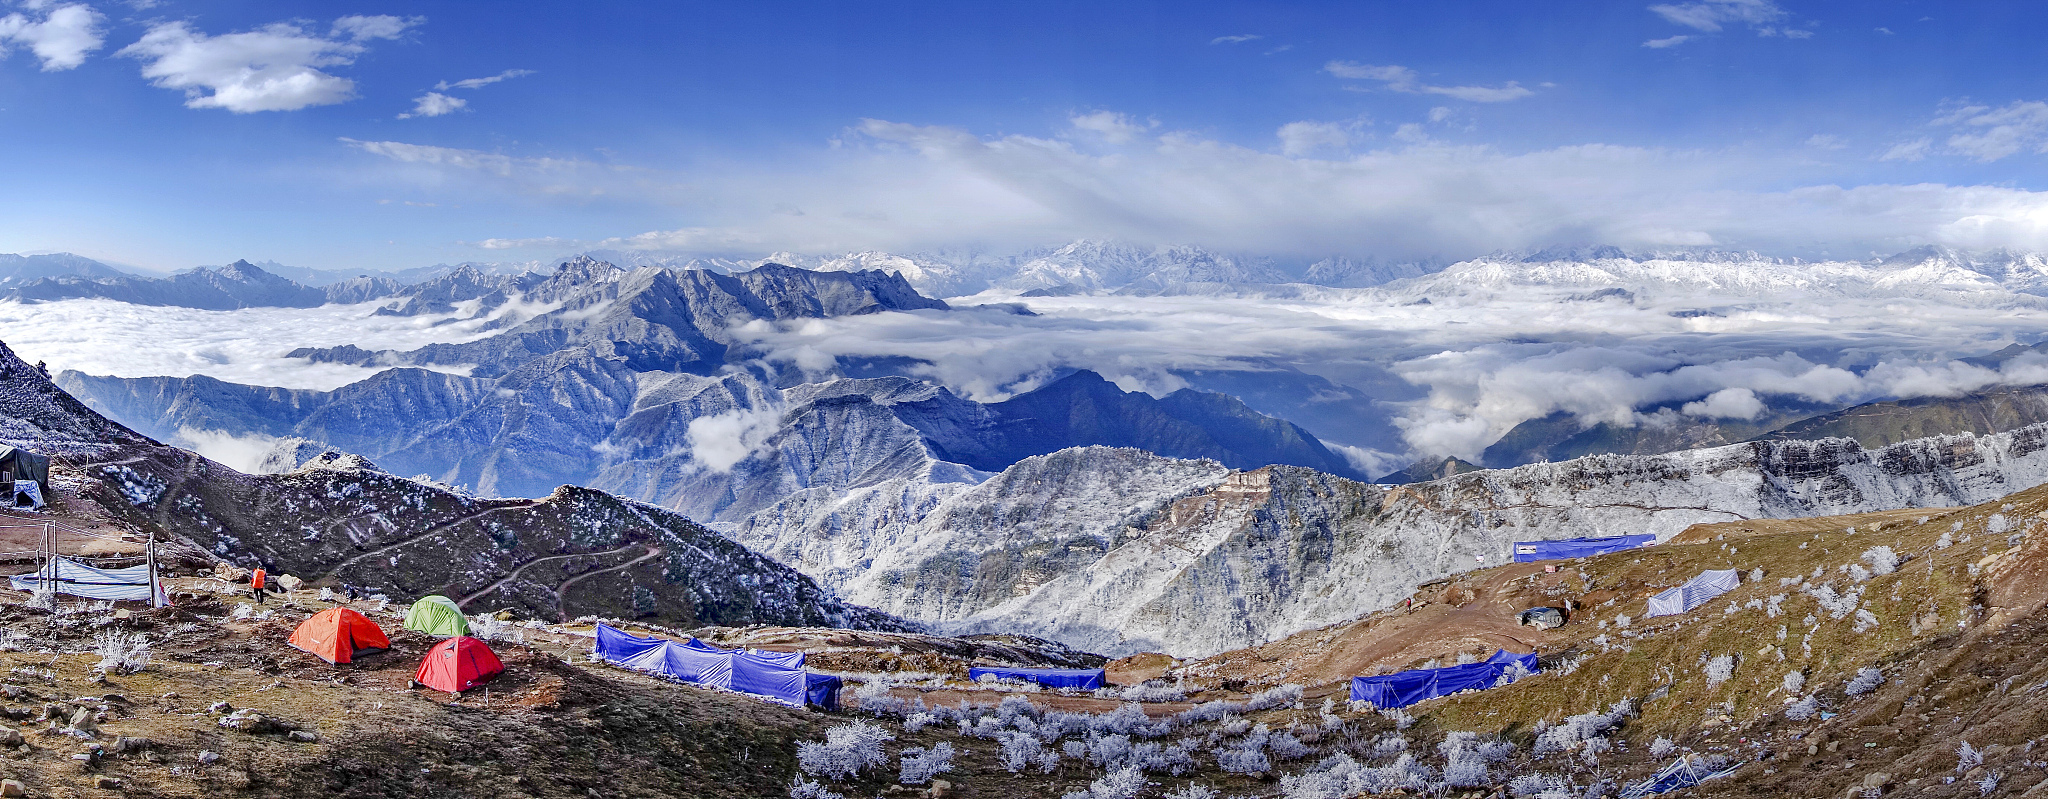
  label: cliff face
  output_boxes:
[730,424,2048,657]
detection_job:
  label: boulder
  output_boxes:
[276,574,303,592]
[0,779,23,797]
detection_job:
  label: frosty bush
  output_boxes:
[1846,667,1884,696]
[318,587,336,602]
[1216,714,1251,737]
[1862,546,1901,576]
[1377,707,1415,729]
[1785,695,1817,721]
[796,720,895,780]
[1509,773,1570,797]
[1093,703,1151,736]
[1440,732,1490,787]
[1938,530,1956,549]
[470,614,523,644]
[1243,683,1303,711]
[1979,772,2002,795]
[999,731,1042,773]
[1782,671,1805,694]
[787,777,845,799]
[1853,608,1880,633]
[231,603,254,620]
[903,711,939,733]
[1749,568,1764,582]
[1704,654,1735,687]
[1120,681,1189,703]
[1956,741,1984,773]
[1373,733,1409,756]
[1269,731,1311,761]
[1216,747,1271,774]
[90,630,151,675]
[897,742,954,785]
[1845,564,1873,582]
[1613,614,1631,628]
[1532,700,1633,754]
[1649,737,1676,757]
[1063,766,1148,799]
[1988,514,2011,534]
[1164,785,1219,799]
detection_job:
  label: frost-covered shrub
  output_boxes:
[92,630,150,674]
[1063,739,1089,761]
[1243,683,1304,711]
[1988,514,2011,534]
[318,587,336,602]
[1164,785,1219,799]
[1862,546,1901,576]
[1782,671,1806,694]
[903,711,939,733]
[1785,695,1817,721]
[1766,593,1787,617]
[1440,732,1491,787]
[1979,772,2002,795]
[787,777,845,799]
[898,742,954,785]
[1135,741,1196,775]
[1373,733,1409,756]
[1216,713,1251,737]
[1853,608,1880,633]
[1650,737,1676,757]
[1090,734,1133,766]
[470,614,523,644]
[1846,667,1884,696]
[231,603,254,620]
[796,720,894,780]
[1093,703,1151,736]
[1956,741,1984,773]
[1845,564,1873,583]
[1509,773,1570,797]
[1613,613,1631,628]
[1216,747,1271,774]
[1064,766,1147,799]
[999,731,1042,773]
[1938,530,1956,549]
[1120,680,1190,703]
[1378,707,1415,729]
[1532,700,1633,754]
[1704,654,1735,687]
[1269,731,1311,761]
[1749,568,1765,582]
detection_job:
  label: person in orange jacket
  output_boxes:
[251,565,268,604]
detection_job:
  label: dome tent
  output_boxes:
[402,595,470,637]
[413,636,504,693]
[289,607,391,665]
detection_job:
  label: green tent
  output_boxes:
[402,595,470,637]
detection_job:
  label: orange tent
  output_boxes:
[413,636,505,693]
[289,607,391,664]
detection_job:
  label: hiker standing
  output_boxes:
[344,584,361,603]
[251,566,268,604]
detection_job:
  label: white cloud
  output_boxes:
[1681,387,1765,419]
[1937,101,2048,163]
[1209,34,1261,45]
[331,15,419,42]
[1649,0,1788,33]
[472,236,564,249]
[1324,60,1534,102]
[1805,134,1846,150]
[435,68,534,90]
[1068,110,1154,144]
[344,138,517,175]
[1875,27,1894,34]
[174,426,283,474]
[1427,106,1453,123]
[0,3,103,71]
[1879,138,1931,162]
[1643,35,1692,48]
[398,91,465,119]
[683,407,780,473]
[117,16,419,113]
[1275,120,1357,156]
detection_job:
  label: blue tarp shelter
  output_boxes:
[967,666,1105,691]
[10,557,167,606]
[806,673,843,711]
[1643,569,1741,618]
[595,624,828,707]
[1349,649,1539,709]
[1512,534,1655,563]
[1619,755,1740,797]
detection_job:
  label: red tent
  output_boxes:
[413,636,505,693]
[288,607,390,665]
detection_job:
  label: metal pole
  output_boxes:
[42,522,53,611]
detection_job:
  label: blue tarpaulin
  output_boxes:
[806,673,843,711]
[595,624,828,707]
[968,666,1106,691]
[1644,569,1741,618]
[1349,649,1539,709]
[1512,534,1655,563]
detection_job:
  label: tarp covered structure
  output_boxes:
[1643,569,1741,618]
[1349,650,1539,709]
[413,636,504,693]
[594,624,827,707]
[805,673,842,711]
[403,595,470,637]
[290,607,391,665]
[1619,755,1741,797]
[967,666,1106,691]
[10,556,166,605]
[0,446,50,496]
[1513,534,1655,563]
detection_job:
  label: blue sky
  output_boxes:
[2,0,2045,271]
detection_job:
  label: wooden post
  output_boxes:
[146,531,160,608]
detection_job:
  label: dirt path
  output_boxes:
[319,503,535,578]
[455,543,651,608]
[551,546,664,619]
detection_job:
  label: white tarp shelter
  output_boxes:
[10,557,166,606]
[10,481,42,510]
[1643,568,1740,618]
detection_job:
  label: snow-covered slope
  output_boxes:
[730,423,2048,657]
